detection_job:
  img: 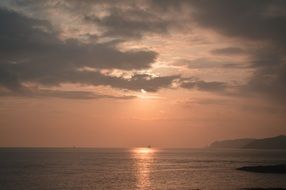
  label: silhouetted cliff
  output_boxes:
[209,135,286,149]
[209,138,255,148]
[244,135,286,149]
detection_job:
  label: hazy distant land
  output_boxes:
[209,135,286,149]
[209,135,286,176]
[237,164,286,174]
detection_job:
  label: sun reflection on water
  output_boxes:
[134,148,155,154]
[132,148,156,190]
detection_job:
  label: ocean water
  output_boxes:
[0,148,286,190]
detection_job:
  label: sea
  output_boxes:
[0,148,286,190]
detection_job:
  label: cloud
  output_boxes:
[150,0,286,103]
[36,90,135,100]
[189,0,286,46]
[0,8,178,96]
[0,68,23,92]
[64,72,179,92]
[2,0,284,102]
[0,87,135,100]
[0,65,179,95]
[244,47,286,103]
[1,0,177,41]
[175,58,244,69]
[84,5,172,39]
[0,8,157,71]
[182,0,286,103]
[211,47,245,55]
[180,79,227,92]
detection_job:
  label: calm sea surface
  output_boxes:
[0,148,286,190]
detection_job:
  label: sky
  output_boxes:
[0,0,286,148]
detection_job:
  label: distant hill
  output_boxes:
[209,138,255,148]
[244,135,286,149]
[209,135,286,149]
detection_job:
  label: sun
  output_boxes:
[141,89,147,94]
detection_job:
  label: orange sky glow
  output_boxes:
[0,1,286,147]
